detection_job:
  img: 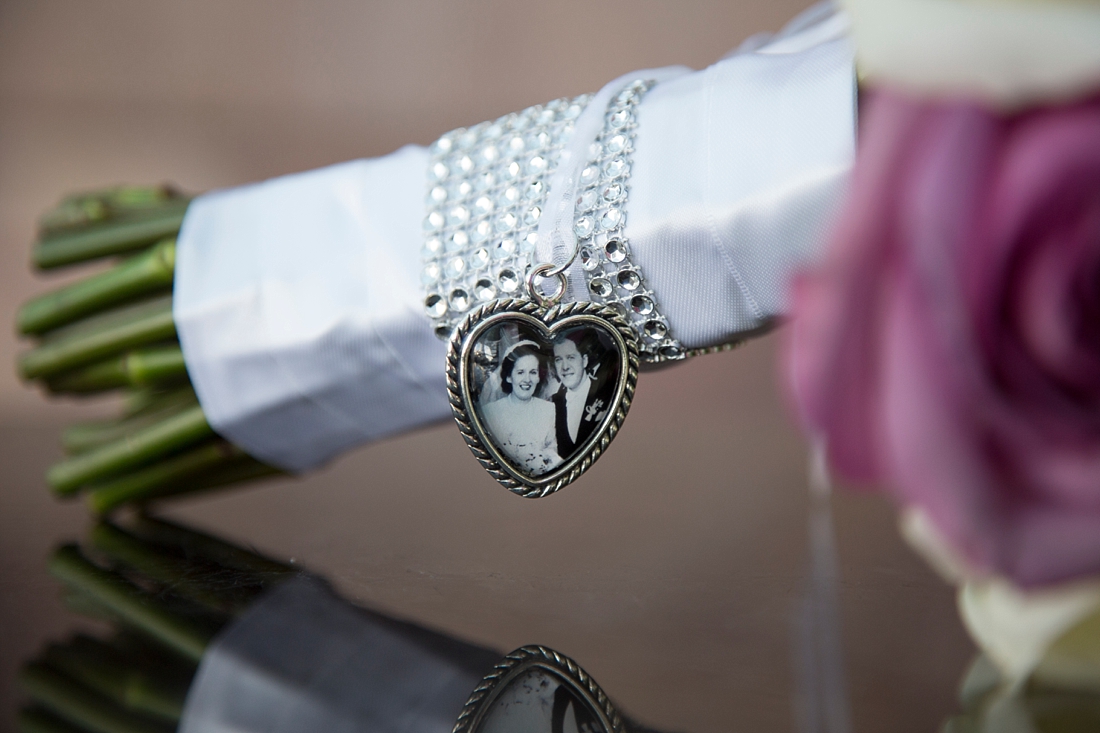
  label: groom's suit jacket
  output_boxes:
[552,371,615,458]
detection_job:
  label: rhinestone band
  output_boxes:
[422,82,684,362]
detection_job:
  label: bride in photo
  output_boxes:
[479,341,561,476]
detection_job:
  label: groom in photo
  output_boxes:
[551,332,614,459]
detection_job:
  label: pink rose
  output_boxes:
[784,90,1100,587]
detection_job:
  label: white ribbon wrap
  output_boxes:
[175,4,855,472]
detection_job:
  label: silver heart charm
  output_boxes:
[453,646,624,733]
[447,299,639,498]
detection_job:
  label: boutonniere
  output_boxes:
[584,399,605,422]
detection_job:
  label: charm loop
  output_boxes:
[525,263,568,308]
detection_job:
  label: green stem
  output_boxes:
[121,384,194,418]
[34,201,189,270]
[47,347,187,395]
[49,545,214,662]
[131,514,294,579]
[18,662,176,733]
[89,519,259,612]
[19,296,176,380]
[48,405,213,495]
[132,458,283,507]
[19,240,175,335]
[44,636,190,722]
[17,707,91,733]
[62,389,198,454]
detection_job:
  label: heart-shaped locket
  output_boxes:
[447,299,639,498]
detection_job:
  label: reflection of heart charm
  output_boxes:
[447,299,639,498]
[453,646,623,733]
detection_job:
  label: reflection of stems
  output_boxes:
[131,514,295,579]
[62,389,198,455]
[34,200,189,270]
[19,241,175,334]
[90,521,260,613]
[48,405,213,495]
[17,707,88,733]
[49,545,214,662]
[18,662,175,733]
[47,347,187,395]
[44,636,190,723]
[19,296,176,380]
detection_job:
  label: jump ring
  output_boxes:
[526,263,567,307]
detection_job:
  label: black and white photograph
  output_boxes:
[467,321,621,479]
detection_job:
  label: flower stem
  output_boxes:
[48,405,213,495]
[46,347,187,395]
[20,240,175,335]
[49,545,214,663]
[130,514,294,579]
[18,662,176,733]
[34,200,189,270]
[19,296,176,381]
[17,707,90,733]
[62,389,198,455]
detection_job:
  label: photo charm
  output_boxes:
[446,298,639,498]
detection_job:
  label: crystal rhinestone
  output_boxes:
[433,137,453,155]
[615,87,635,105]
[474,196,494,216]
[458,130,478,149]
[602,183,623,203]
[431,162,449,181]
[527,130,550,149]
[617,269,641,290]
[554,123,575,144]
[521,232,539,251]
[480,145,499,165]
[469,247,490,268]
[604,238,628,262]
[471,220,492,243]
[498,269,520,292]
[421,262,441,285]
[493,238,517,259]
[510,111,530,130]
[536,108,555,125]
[524,206,541,225]
[446,231,469,251]
[497,187,519,207]
[447,205,470,226]
[565,103,584,119]
[604,158,627,178]
[577,188,597,210]
[504,161,521,179]
[450,288,471,312]
[484,123,504,139]
[580,245,600,271]
[508,135,525,154]
[527,155,547,173]
[456,155,474,174]
[600,208,623,230]
[495,212,517,233]
[630,295,654,315]
[606,135,627,154]
[589,277,612,298]
[588,141,603,159]
[579,165,599,186]
[574,216,593,238]
[445,257,466,279]
[475,172,496,191]
[425,294,447,318]
[474,278,496,301]
[450,180,472,199]
[423,237,443,256]
[526,180,545,199]
[608,109,630,129]
[424,211,444,231]
[659,345,683,359]
[644,320,667,340]
[429,186,447,204]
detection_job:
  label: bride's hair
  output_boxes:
[500,342,547,394]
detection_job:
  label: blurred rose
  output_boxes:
[784,90,1100,587]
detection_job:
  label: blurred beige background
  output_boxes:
[0,2,974,733]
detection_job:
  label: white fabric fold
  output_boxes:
[175,3,856,472]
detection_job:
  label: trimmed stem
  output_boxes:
[19,240,175,335]
[86,440,244,514]
[62,388,198,455]
[133,458,282,507]
[131,514,294,579]
[49,545,213,662]
[47,347,187,395]
[48,405,213,495]
[17,707,92,733]
[19,296,176,381]
[18,662,176,733]
[34,201,189,270]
